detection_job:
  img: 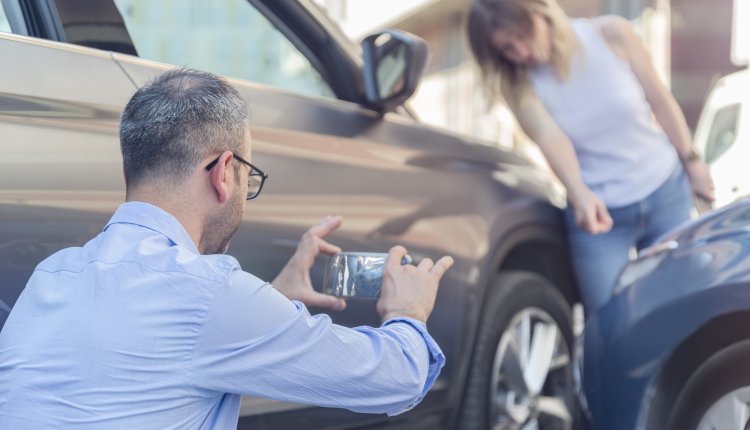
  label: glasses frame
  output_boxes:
[204,153,268,200]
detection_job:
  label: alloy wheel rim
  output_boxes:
[697,386,750,430]
[489,308,574,430]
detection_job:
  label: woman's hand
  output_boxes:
[684,159,716,204]
[272,215,347,311]
[569,187,613,235]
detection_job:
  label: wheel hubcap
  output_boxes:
[697,387,750,430]
[490,308,573,430]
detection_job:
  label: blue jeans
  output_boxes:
[565,164,693,313]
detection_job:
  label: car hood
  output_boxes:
[656,197,750,247]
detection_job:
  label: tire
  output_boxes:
[457,271,576,430]
[668,340,750,430]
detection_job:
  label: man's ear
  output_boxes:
[208,150,234,203]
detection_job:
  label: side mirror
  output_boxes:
[362,30,431,113]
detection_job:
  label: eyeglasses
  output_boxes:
[204,153,268,200]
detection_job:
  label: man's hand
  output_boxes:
[377,246,454,324]
[569,186,613,235]
[272,215,346,311]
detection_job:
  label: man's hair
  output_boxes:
[119,68,248,188]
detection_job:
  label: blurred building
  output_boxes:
[671,0,744,127]
[316,0,745,147]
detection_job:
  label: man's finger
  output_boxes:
[417,258,434,271]
[386,246,408,270]
[307,215,343,238]
[318,240,342,255]
[430,256,454,278]
[307,292,347,311]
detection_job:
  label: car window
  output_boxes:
[112,0,334,99]
[54,0,137,55]
[704,103,741,164]
[0,3,11,33]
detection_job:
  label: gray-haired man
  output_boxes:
[0,69,453,429]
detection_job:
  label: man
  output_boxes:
[0,69,454,429]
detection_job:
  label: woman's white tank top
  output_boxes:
[530,19,678,208]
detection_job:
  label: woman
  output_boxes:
[467,0,715,312]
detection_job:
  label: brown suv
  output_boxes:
[0,0,579,428]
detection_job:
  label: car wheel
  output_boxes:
[668,340,750,430]
[458,271,576,430]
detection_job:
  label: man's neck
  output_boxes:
[126,188,205,253]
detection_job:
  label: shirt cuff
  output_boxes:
[382,317,446,415]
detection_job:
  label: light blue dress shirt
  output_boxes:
[0,202,445,429]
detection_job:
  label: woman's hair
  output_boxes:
[466,0,579,108]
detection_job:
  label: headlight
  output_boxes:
[613,240,678,294]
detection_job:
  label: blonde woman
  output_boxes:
[467,0,715,313]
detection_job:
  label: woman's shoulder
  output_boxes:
[590,15,636,45]
[588,15,640,61]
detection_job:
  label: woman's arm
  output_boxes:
[596,15,715,202]
[515,93,613,234]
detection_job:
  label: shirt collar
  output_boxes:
[104,201,200,255]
